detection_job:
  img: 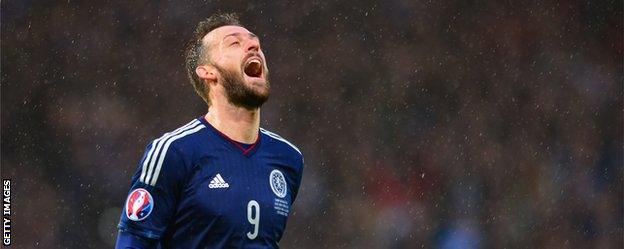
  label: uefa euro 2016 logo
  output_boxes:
[269,169,287,198]
[125,188,154,221]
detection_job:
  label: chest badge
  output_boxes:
[269,169,287,198]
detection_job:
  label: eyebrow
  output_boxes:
[223,32,258,40]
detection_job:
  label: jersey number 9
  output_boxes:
[247,200,260,240]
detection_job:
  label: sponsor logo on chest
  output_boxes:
[208,173,230,189]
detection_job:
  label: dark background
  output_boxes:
[2,1,622,248]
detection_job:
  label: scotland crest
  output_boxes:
[125,188,154,221]
[269,169,287,198]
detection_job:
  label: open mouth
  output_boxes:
[244,58,263,78]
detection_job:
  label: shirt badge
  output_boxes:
[125,188,154,221]
[269,169,287,198]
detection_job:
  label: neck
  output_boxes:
[204,101,260,144]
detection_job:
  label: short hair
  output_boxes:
[185,13,242,105]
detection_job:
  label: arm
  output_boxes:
[290,154,305,204]
[115,230,157,249]
[117,140,190,245]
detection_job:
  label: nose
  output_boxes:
[246,39,260,52]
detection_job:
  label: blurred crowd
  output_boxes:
[2,0,622,248]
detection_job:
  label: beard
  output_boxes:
[214,64,269,109]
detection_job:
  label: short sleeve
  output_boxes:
[290,154,305,204]
[117,140,188,240]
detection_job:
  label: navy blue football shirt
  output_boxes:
[117,116,304,248]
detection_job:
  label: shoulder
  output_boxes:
[138,119,207,186]
[260,127,303,161]
[148,118,207,153]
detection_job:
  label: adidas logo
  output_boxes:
[209,174,230,189]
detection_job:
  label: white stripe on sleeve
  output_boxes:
[139,120,199,184]
[260,128,302,155]
[148,124,205,186]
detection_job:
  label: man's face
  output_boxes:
[203,25,269,109]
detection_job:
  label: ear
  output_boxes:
[196,65,218,84]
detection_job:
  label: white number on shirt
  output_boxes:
[247,200,260,240]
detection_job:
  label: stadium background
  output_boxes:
[2,1,622,248]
